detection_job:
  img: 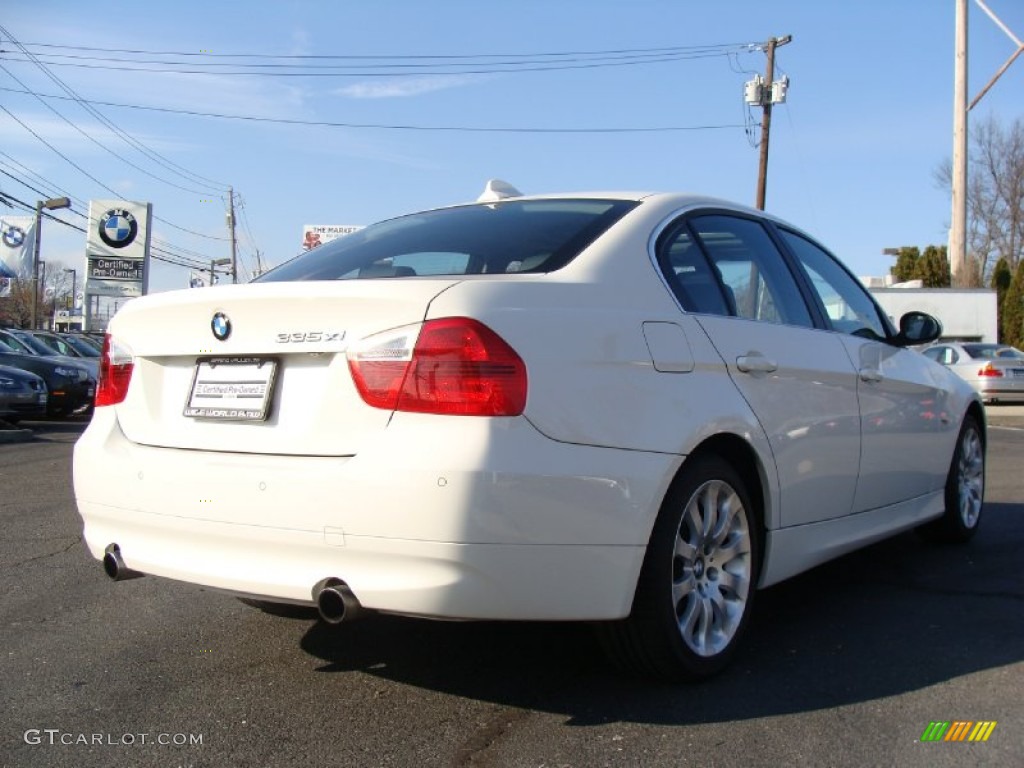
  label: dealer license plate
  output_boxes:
[184,357,278,421]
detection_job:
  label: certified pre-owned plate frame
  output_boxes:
[184,356,279,421]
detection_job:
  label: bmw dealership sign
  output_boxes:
[85,200,152,301]
[97,208,140,249]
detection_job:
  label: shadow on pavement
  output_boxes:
[299,501,1024,726]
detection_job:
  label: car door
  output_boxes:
[658,213,862,527]
[776,229,954,512]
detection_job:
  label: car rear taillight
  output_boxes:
[977,363,1004,378]
[348,317,527,416]
[95,334,135,406]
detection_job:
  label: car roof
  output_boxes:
[436,191,774,220]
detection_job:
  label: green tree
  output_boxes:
[917,245,951,287]
[991,257,1013,343]
[889,245,950,287]
[890,247,921,282]
[1003,261,1024,350]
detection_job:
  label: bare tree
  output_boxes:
[936,114,1024,286]
[0,260,72,328]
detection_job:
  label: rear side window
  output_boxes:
[690,215,814,328]
[656,226,731,315]
[257,199,638,282]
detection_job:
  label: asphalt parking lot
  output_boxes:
[0,408,1021,768]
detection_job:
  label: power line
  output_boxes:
[0,86,746,134]
[0,24,229,192]
[8,40,758,60]
[0,168,218,270]
[0,51,744,78]
[0,102,229,241]
[0,63,219,197]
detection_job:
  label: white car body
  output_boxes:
[74,191,983,677]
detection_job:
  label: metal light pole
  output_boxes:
[31,196,71,329]
[64,267,77,328]
[37,260,46,329]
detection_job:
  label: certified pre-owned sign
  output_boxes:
[88,256,144,281]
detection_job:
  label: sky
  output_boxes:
[1,0,1023,296]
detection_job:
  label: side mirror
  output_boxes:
[893,311,942,347]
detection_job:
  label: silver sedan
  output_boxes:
[923,342,1024,403]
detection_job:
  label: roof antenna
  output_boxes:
[477,179,523,202]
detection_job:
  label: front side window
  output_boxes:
[689,215,814,328]
[779,229,889,340]
[257,199,637,282]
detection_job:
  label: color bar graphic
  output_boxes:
[921,721,996,742]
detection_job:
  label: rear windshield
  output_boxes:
[963,344,1024,360]
[256,199,637,282]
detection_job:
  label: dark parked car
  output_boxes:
[0,329,99,380]
[0,364,48,423]
[22,329,100,360]
[0,340,94,417]
[55,332,101,358]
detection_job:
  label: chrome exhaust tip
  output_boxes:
[313,578,362,624]
[102,544,144,581]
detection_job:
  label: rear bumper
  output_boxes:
[976,384,1024,403]
[74,409,677,620]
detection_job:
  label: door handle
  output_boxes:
[859,368,883,383]
[736,355,778,374]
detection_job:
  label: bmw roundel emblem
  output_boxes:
[98,208,138,249]
[2,224,26,249]
[211,312,232,341]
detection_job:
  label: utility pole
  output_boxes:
[950,0,968,287]
[748,35,792,211]
[226,186,238,284]
[950,0,1024,287]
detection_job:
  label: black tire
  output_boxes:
[601,454,760,681]
[917,414,985,543]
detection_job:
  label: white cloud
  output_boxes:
[335,75,484,99]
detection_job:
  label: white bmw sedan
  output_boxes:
[74,190,985,681]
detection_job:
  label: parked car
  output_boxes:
[61,332,103,356]
[0,329,99,380]
[23,329,100,360]
[0,364,47,424]
[922,342,1024,404]
[74,189,984,681]
[0,338,95,417]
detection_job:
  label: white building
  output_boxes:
[862,277,998,343]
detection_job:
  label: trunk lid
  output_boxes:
[108,280,459,455]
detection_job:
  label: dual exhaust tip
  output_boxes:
[102,544,143,581]
[103,544,361,624]
[313,577,361,624]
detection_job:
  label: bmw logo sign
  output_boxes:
[211,312,232,341]
[98,208,139,249]
[2,225,26,249]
